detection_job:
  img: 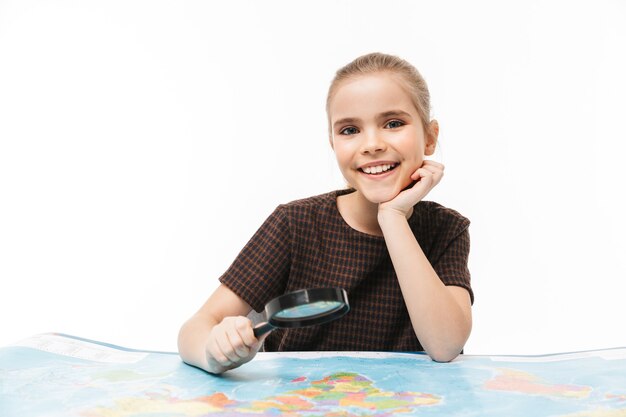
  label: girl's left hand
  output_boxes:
[378,161,445,217]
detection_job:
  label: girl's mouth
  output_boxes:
[359,163,398,175]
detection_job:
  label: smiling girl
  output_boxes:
[178,52,473,374]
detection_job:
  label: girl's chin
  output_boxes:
[354,179,414,204]
[359,189,402,205]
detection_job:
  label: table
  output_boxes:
[1,333,625,416]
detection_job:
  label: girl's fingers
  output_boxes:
[379,162,444,215]
[235,316,258,347]
[215,332,240,364]
[412,165,443,184]
[411,168,434,180]
[204,316,265,374]
[225,326,250,358]
[422,160,445,170]
[414,162,443,177]
[208,336,232,367]
[210,316,259,369]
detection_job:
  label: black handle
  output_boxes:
[253,322,275,338]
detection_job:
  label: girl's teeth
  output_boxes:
[363,164,395,174]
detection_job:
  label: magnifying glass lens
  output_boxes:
[273,300,344,320]
[253,288,349,338]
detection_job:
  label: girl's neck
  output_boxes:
[336,190,383,236]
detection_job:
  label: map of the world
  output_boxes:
[1,333,625,416]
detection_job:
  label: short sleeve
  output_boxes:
[219,205,291,312]
[432,219,474,304]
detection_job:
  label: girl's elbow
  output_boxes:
[427,345,463,363]
[430,351,459,363]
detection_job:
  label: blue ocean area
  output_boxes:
[1,335,625,417]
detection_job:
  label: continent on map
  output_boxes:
[558,408,626,417]
[483,368,592,399]
[81,372,442,417]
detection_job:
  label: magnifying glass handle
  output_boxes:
[253,322,275,338]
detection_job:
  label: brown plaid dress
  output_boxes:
[219,189,472,352]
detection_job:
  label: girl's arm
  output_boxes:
[378,161,472,362]
[178,284,265,374]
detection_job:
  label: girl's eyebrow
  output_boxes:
[333,117,360,130]
[378,110,413,120]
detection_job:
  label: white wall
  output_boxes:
[1,0,625,355]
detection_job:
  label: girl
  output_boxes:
[178,52,473,374]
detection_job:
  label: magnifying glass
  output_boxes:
[253,288,350,338]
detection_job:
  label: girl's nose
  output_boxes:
[360,131,386,154]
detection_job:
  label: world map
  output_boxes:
[1,334,625,417]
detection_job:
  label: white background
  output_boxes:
[1,0,625,355]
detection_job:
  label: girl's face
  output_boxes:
[329,73,436,204]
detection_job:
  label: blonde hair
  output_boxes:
[326,52,432,135]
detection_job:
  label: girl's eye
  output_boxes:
[385,120,404,129]
[339,126,359,135]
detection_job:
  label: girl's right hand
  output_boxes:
[205,316,265,374]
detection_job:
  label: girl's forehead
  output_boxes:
[334,72,405,95]
[329,73,417,119]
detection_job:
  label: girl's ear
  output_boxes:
[328,134,334,150]
[424,120,439,156]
